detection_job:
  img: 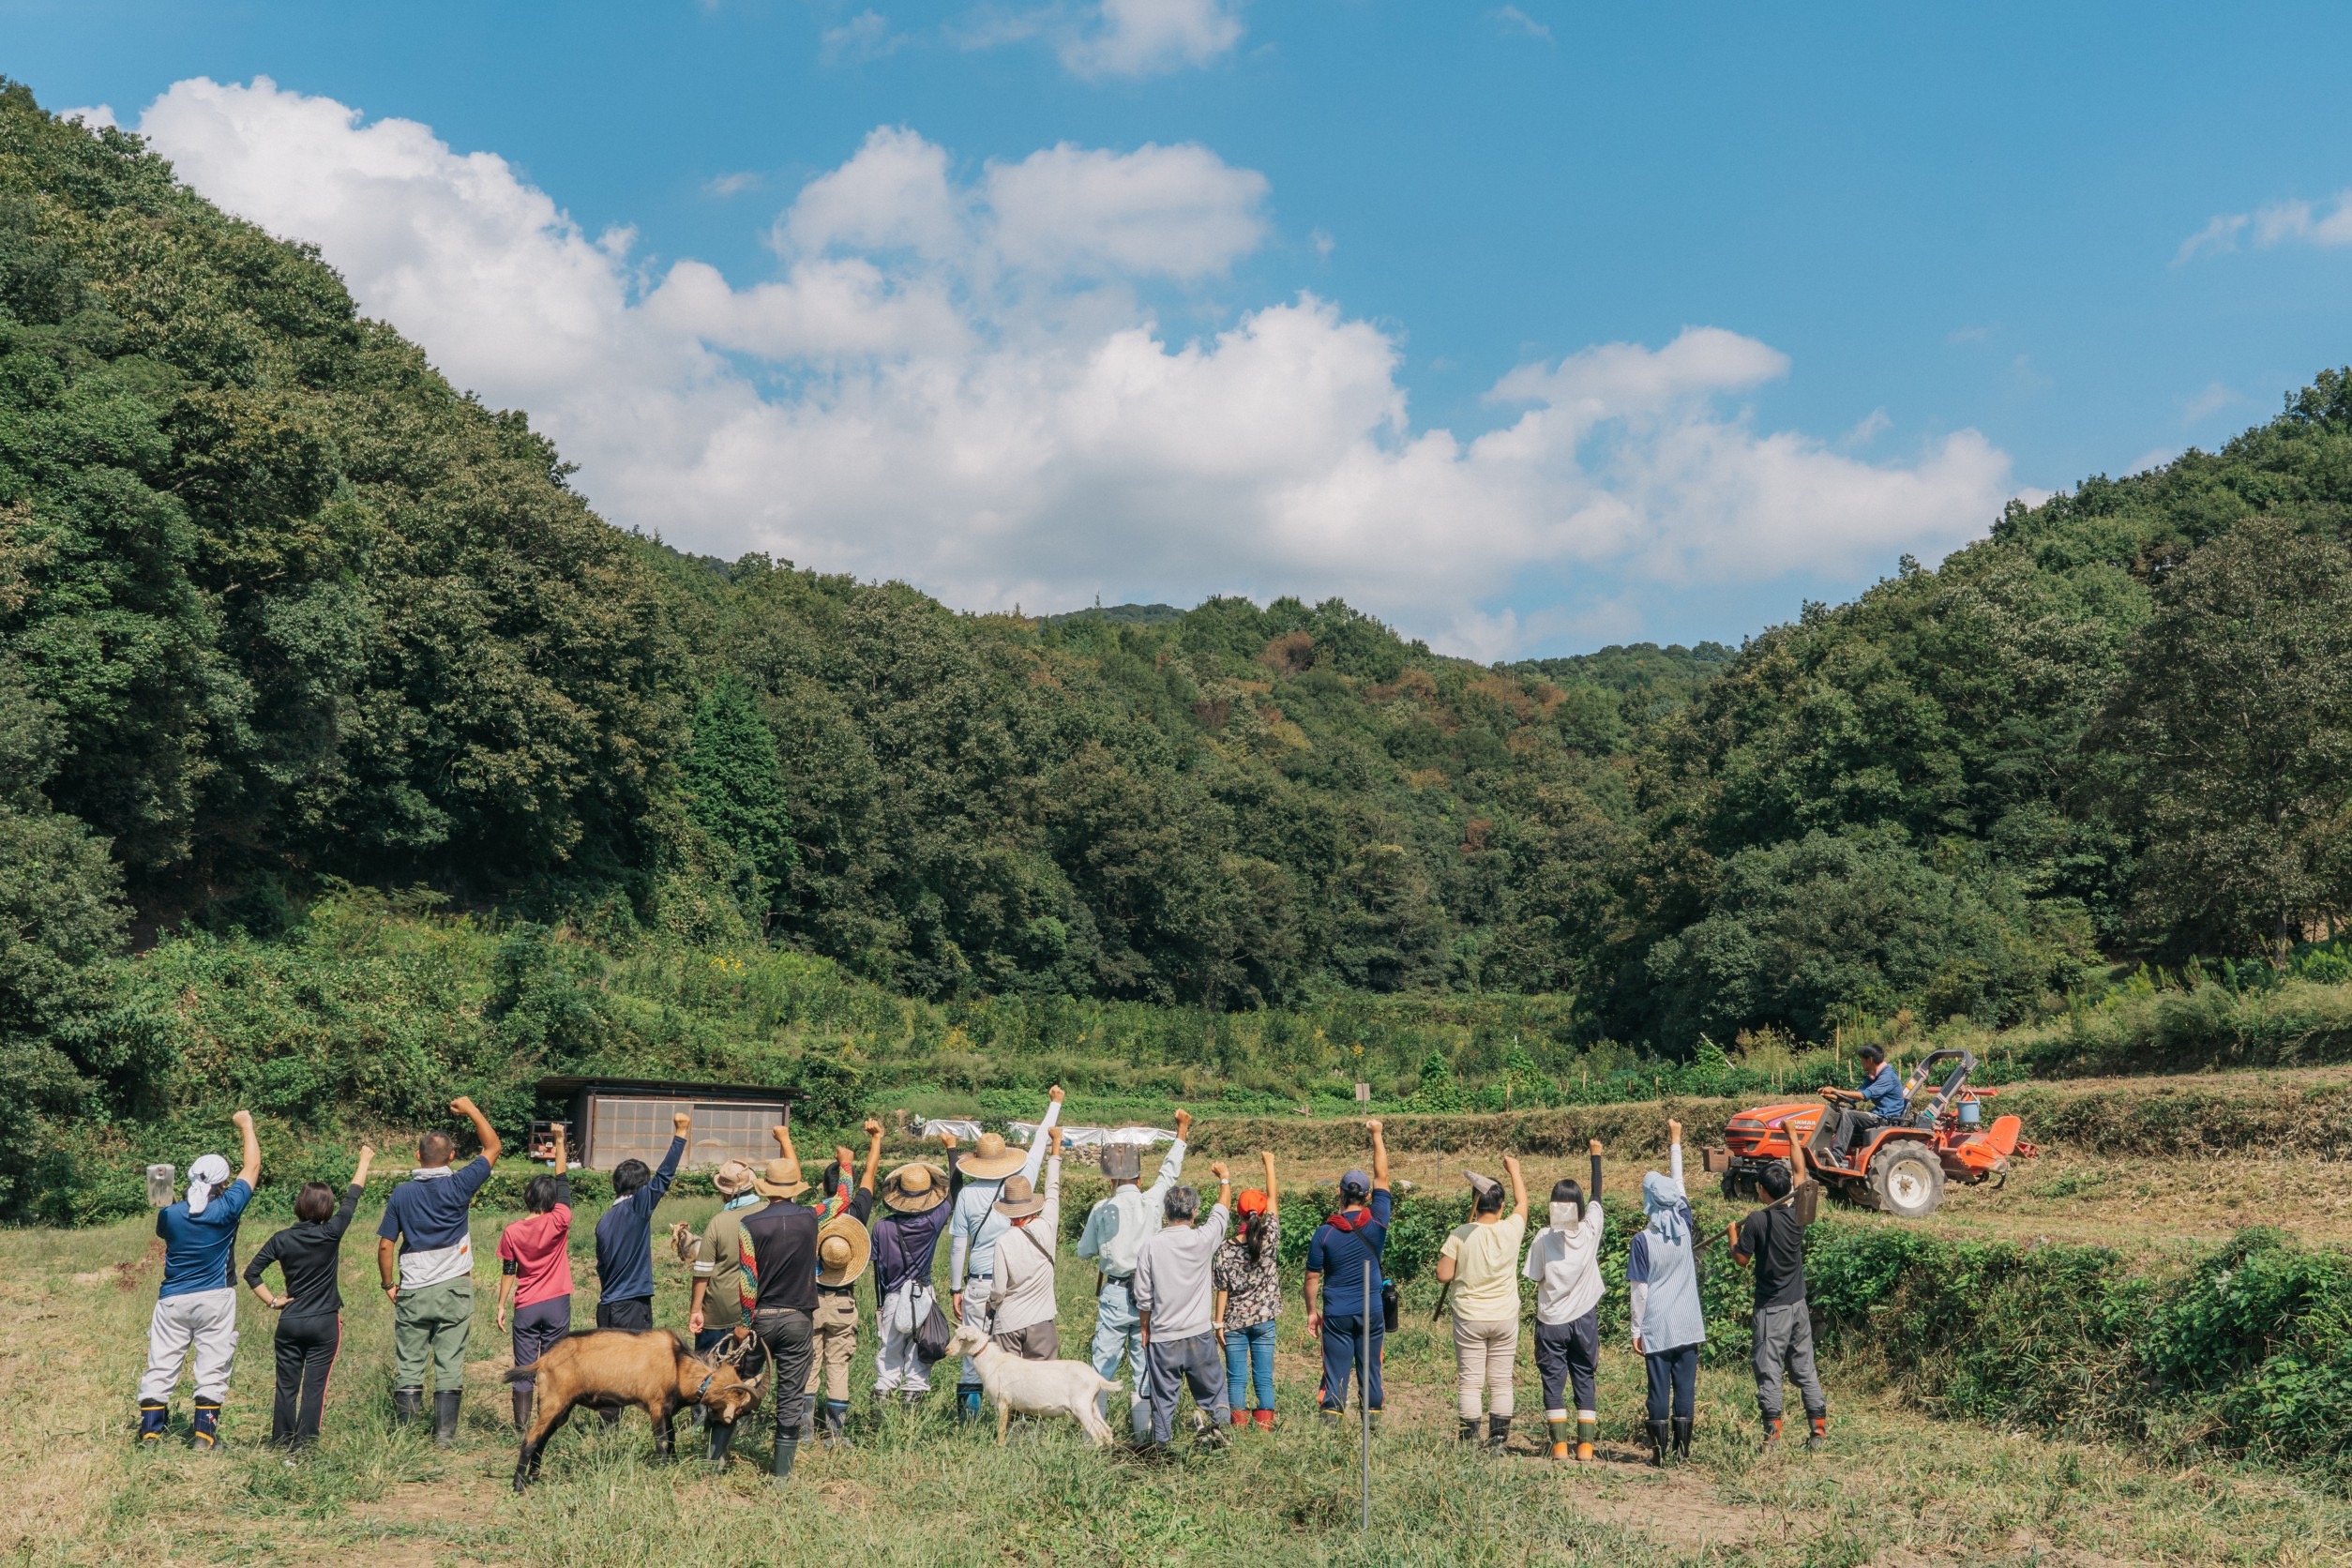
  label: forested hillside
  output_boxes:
[5,81,2352,1215]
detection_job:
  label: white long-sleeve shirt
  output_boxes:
[949,1099,1061,1289]
[1524,1200,1606,1325]
[1075,1138,1186,1281]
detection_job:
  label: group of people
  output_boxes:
[137,1092,1832,1475]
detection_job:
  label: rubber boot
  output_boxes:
[433,1391,461,1449]
[957,1385,984,1425]
[1575,1416,1597,1463]
[191,1401,221,1451]
[706,1419,736,1470]
[1645,1419,1668,1467]
[1456,1415,1481,1444]
[511,1387,534,1434]
[770,1424,799,1485]
[1761,1412,1784,1450]
[393,1387,423,1426]
[822,1400,848,1447]
[137,1402,169,1447]
[1253,1408,1274,1432]
[1486,1415,1511,1455]
[1671,1415,1694,1460]
[1805,1411,1828,1453]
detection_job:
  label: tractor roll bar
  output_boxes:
[1902,1048,1978,1123]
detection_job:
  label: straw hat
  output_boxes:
[992,1173,1048,1219]
[713,1159,758,1199]
[882,1160,948,1214]
[816,1213,871,1287]
[1099,1141,1143,1183]
[957,1131,1024,1181]
[752,1156,810,1200]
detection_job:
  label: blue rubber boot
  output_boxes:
[137,1402,168,1447]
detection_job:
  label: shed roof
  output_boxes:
[536,1075,795,1102]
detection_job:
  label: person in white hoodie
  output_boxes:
[1523,1138,1606,1462]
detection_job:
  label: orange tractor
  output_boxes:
[1700,1049,2034,1218]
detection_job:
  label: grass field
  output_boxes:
[9,1078,2352,1567]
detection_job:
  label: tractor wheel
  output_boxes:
[1868,1143,1945,1218]
[1720,1171,1747,1201]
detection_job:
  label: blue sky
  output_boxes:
[9,1,2352,656]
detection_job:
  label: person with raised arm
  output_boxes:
[987,1123,1065,1359]
[741,1119,820,1483]
[245,1140,374,1446]
[1304,1119,1391,1425]
[1729,1134,1828,1451]
[802,1117,884,1446]
[1211,1150,1282,1429]
[1438,1153,1529,1453]
[1526,1138,1606,1461]
[592,1108,691,1336]
[378,1095,501,1446]
[1076,1106,1191,1440]
[1134,1160,1234,1447]
[138,1108,261,1449]
[495,1125,574,1432]
[1629,1119,1705,1465]
[946,1086,1063,1424]
[870,1127,958,1406]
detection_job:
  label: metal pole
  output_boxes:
[1359,1257,1371,1533]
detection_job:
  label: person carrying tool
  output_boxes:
[1828,1043,1907,1162]
[1436,1155,1527,1453]
[1728,1140,1827,1452]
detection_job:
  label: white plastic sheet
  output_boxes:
[911,1117,1176,1150]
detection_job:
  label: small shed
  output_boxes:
[537,1076,794,1171]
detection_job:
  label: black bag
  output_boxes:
[1380,1279,1400,1334]
[913,1293,955,1365]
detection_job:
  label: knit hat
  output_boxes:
[957,1132,1025,1181]
[186,1153,232,1217]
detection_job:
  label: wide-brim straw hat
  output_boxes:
[752,1156,810,1200]
[957,1131,1024,1181]
[816,1213,871,1287]
[992,1173,1048,1219]
[882,1160,947,1214]
[713,1159,758,1199]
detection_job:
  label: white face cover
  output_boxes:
[185,1153,233,1216]
[1550,1201,1580,1230]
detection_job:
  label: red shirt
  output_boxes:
[497,1205,574,1307]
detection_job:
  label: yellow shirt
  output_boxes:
[1440,1212,1526,1321]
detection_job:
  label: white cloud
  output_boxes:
[1492,6,1552,41]
[133,77,2019,656]
[2181,381,2242,424]
[704,171,761,198]
[822,10,906,66]
[2178,189,2352,264]
[58,104,116,128]
[958,0,1244,80]
[2125,446,2179,476]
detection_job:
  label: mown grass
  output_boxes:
[8,1194,2352,1567]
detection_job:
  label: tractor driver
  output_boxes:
[1828,1044,1907,1163]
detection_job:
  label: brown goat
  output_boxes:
[511,1330,765,1489]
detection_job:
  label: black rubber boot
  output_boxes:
[1761,1411,1784,1450]
[393,1388,423,1426]
[1671,1415,1694,1459]
[1646,1419,1669,1467]
[511,1387,534,1433]
[771,1425,799,1484]
[1456,1416,1481,1444]
[433,1390,461,1449]
[706,1419,736,1470]
[822,1400,848,1447]
[1805,1410,1828,1452]
[1486,1416,1511,1455]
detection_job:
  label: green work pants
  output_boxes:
[393,1275,473,1394]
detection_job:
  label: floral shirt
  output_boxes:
[1212,1215,1281,1328]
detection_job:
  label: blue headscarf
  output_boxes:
[1641,1169,1688,1245]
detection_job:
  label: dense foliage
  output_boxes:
[6,82,2352,1214]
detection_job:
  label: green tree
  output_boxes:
[682,673,793,920]
[2094,517,2352,959]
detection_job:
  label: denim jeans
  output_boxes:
[1222,1319,1276,1411]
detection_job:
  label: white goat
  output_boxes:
[946,1323,1122,1447]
